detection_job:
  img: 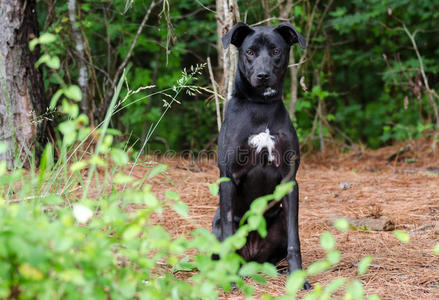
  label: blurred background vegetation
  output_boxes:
[36,0,439,153]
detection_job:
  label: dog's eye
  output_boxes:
[246,49,255,56]
[272,49,281,56]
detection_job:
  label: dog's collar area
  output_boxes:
[237,93,283,104]
[248,97,283,104]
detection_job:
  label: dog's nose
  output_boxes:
[256,73,270,81]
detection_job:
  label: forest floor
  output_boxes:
[131,139,439,299]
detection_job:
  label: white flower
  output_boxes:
[73,204,93,224]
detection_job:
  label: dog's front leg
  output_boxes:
[219,180,237,241]
[283,184,311,289]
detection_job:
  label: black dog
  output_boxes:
[212,22,310,289]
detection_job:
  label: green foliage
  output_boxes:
[393,230,410,243]
[326,0,439,148]
[0,90,383,297]
[18,2,437,298]
[35,0,439,152]
[358,256,373,275]
[333,218,350,231]
[0,68,273,299]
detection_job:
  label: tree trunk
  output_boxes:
[68,0,89,115]
[0,0,48,168]
[216,0,240,117]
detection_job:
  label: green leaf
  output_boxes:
[248,215,261,230]
[239,262,259,277]
[333,218,349,231]
[306,260,330,276]
[59,120,76,146]
[64,85,82,101]
[75,114,89,127]
[18,263,44,280]
[209,177,230,196]
[29,38,39,51]
[123,225,141,240]
[285,270,306,294]
[367,294,382,300]
[49,89,63,109]
[302,290,320,300]
[89,155,106,166]
[144,193,158,208]
[172,256,197,272]
[106,128,122,136]
[173,201,188,217]
[46,56,60,69]
[346,280,364,300]
[165,190,180,201]
[62,98,79,118]
[78,127,91,141]
[324,277,346,295]
[261,262,277,277]
[39,32,57,44]
[358,256,373,275]
[149,164,167,179]
[273,181,295,200]
[217,177,230,183]
[208,183,219,196]
[35,54,50,68]
[38,144,53,187]
[320,231,336,251]
[59,269,86,286]
[327,113,336,121]
[326,250,341,265]
[252,274,267,283]
[393,230,410,243]
[111,148,129,166]
[113,173,133,184]
[256,217,267,238]
[433,243,439,255]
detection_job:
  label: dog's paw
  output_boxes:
[303,280,312,290]
[276,265,289,275]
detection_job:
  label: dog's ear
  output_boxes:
[222,22,254,49]
[274,23,306,49]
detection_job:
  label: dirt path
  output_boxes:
[135,141,439,299]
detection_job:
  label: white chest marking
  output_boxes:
[248,128,276,162]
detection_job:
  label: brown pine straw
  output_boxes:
[90,138,439,299]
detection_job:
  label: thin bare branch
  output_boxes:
[402,23,439,129]
[250,17,289,27]
[207,57,222,132]
[111,0,158,94]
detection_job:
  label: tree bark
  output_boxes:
[216,0,240,117]
[0,0,48,168]
[68,0,89,115]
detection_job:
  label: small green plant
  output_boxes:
[0,46,279,297]
[0,28,388,300]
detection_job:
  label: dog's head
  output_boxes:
[222,22,306,99]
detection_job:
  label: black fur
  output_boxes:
[212,22,310,290]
